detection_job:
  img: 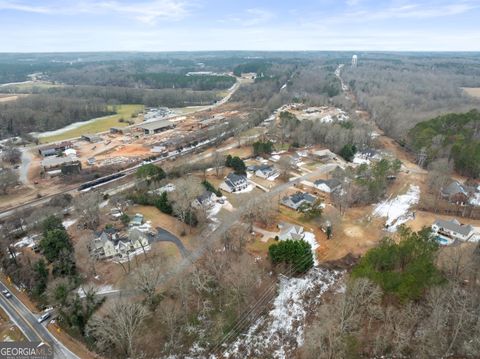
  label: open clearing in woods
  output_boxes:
[462,87,480,98]
[39,104,144,143]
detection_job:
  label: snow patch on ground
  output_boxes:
[234,184,254,193]
[223,268,343,359]
[352,153,371,165]
[62,219,77,229]
[303,232,319,266]
[14,235,37,248]
[77,285,119,298]
[373,185,420,232]
[470,191,480,206]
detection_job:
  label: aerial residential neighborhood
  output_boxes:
[0,2,480,359]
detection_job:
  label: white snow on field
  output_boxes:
[62,219,77,229]
[468,193,480,206]
[224,268,343,359]
[373,185,420,232]
[208,198,231,218]
[352,153,371,165]
[234,184,254,193]
[303,232,319,265]
[77,285,119,298]
[14,235,36,248]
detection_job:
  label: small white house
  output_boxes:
[278,222,305,241]
[255,165,278,180]
[314,179,342,193]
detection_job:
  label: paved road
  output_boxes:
[0,281,78,358]
[99,163,338,301]
[153,227,189,257]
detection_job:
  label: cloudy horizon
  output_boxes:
[1,0,480,52]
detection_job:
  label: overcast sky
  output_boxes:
[1,0,479,52]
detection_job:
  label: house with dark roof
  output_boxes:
[192,191,217,209]
[281,191,317,211]
[220,173,249,193]
[314,178,342,193]
[432,218,476,243]
[441,181,473,205]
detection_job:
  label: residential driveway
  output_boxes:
[152,227,189,257]
[253,226,279,242]
[19,148,33,185]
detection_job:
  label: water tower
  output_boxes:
[352,54,358,68]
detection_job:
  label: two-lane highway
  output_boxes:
[0,281,78,358]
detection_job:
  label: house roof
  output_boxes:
[314,178,342,189]
[442,181,468,196]
[433,218,474,237]
[225,173,247,188]
[280,223,304,234]
[39,141,73,152]
[196,190,214,204]
[256,164,274,173]
[288,192,316,205]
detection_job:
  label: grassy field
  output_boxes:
[1,81,64,91]
[40,104,144,144]
[462,87,480,98]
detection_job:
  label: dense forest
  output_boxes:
[132,73,235,90]
[302,228,480,359]
[408,110,480,178]
[0,95,112,138]
[342,56,480,139]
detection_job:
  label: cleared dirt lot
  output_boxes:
[462,87,480,98]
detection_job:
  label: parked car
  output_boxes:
[2,289,12,298]
[37,312,51,323]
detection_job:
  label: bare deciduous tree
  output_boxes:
[74,191,101,230]
[86,300,148,358]
[0,168,19,194]
[170,177,203,233]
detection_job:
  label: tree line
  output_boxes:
[342,57,480,140]
[0,94,112,139]
[300,227,480,358]
[408,109,480,178]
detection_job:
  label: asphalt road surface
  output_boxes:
[0,281,78,358]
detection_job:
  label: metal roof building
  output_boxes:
[137,120,175,135]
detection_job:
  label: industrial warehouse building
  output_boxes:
[38,141,73,157]
[137,120,175,135]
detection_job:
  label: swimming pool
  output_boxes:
[435,236,451,245]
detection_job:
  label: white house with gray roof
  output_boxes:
[254,164,278,180]
[431,218,476,243]
[281,191,317,211]
[220,173,249,193]
[314,178,342,193]
[278,222,305,241]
